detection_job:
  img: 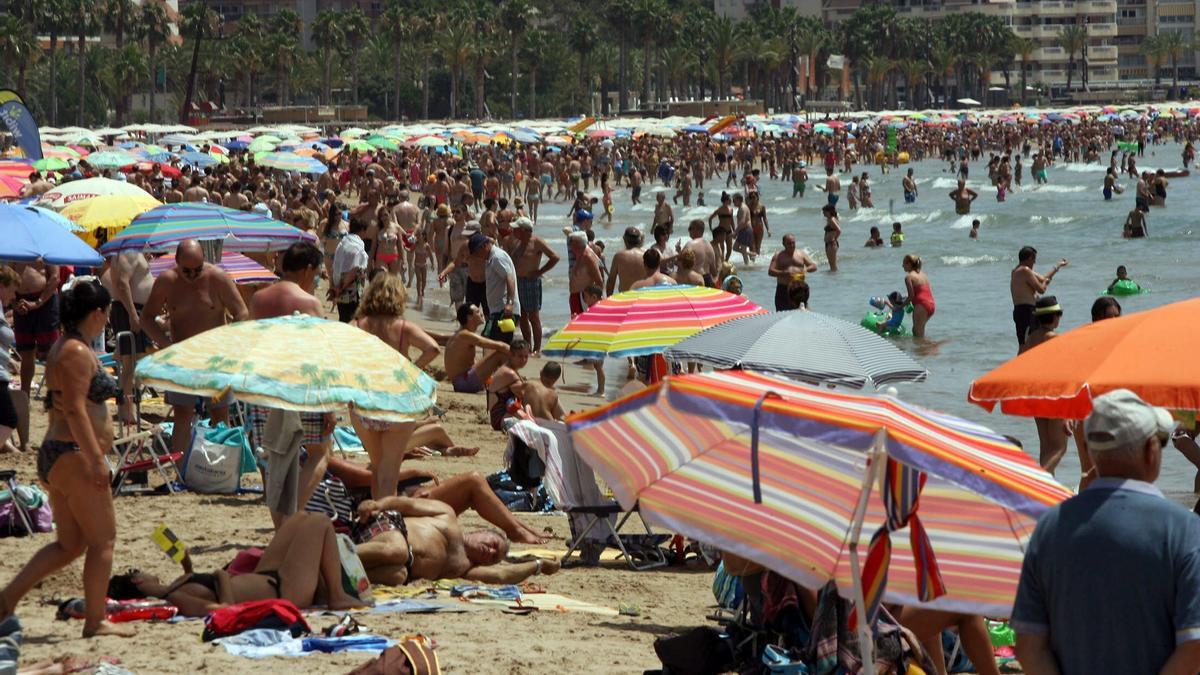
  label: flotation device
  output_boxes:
[1103,279,1145,296]
[897,151,910,164]
[861,311,910,337]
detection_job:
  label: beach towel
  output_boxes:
[202,599,310,642]
[213,629,395,659]
[450,584,522,601]
[370,599,479,614]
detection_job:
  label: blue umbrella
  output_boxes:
[682,124,710,134]
[179,151,218,168]
[226,140,249,151]
[0,203,103,266]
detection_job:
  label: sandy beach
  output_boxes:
[0,280,715,674]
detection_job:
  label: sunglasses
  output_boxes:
[180,263,204,279]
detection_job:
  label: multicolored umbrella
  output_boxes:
[541,284,766,359]
[59,193,162,233]
[38,177,156,209]
[135,313,437,421]
[0,175,27,199]
[99,202,317,256]
[567,370,1071,660]
[149,250,277,285]
[663,310,927,389]
[0,203,102,265]
[256,152,328,174]
[968,297,1200,418]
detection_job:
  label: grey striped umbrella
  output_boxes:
[663,310,927,389]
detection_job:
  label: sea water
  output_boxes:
[517,144,1200,498]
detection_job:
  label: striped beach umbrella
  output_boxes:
[663,310,928,389]
[99,202,316,256]
[149,251,278,285]
[84,150,141,169]
[568,370,1071,659]
[257,152,328,174]
[542,284,766,359]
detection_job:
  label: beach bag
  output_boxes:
[182,421,252,494]
[336,533,372,602]
[653,626,735,675]
[201,599,310,642]
[306,475,357,533]
[0,484,53,537]
[347,637,441,675]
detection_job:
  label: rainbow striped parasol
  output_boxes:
[541,284,766,359]
[567,370,1071,643]
[149,251,278,286]
[99,202,316,256]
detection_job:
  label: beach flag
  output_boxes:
[887,127,897,154]
[152,523,189,564]
[849,457,946,632]
[0,90,43,161]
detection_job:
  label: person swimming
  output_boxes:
[890,222,904,247]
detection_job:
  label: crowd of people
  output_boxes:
[2,108,1199,673]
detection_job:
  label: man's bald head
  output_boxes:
[175,240,205,273]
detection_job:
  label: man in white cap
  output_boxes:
[505,217,558,354]
[1013,388,1200,675]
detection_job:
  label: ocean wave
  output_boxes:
[1030,215,1076,224]
[949,214,980,230]
[939,254,1001,266]
[1060,163,1106,173]
[1027,184,1087,193]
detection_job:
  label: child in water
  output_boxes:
[890,222,904,247]
[1106,265,1140,294]
[969,219,980,240]
[865,226,885,248]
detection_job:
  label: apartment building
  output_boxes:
[821,0,1122,91]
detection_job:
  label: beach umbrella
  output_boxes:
[60,193,162,233]
[968,297,1200,418]
[541,284,766,359]
[663,310,928,389]
[38,177,155,209]
[84,150,141,169]
[33,157,71,172]
[135,313,437,422]
[0,203,103,265]
[344,139,376,153]
[0,175,28,199]
[567,370,1072,663]
[413,136,448,148]
[100,202,316,256]
[149,250,278,285]
[178,151,218,168]
[225,140,250,151]
[365,136,400,151]
[340,127,370,138]
[257,152,328,174]
[247,138,278,153]
[0,160,34,177]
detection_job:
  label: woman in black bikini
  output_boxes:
[0,280,134,638]
[822,204,842,272]
[707,192,735,263]
[112,513,365,617]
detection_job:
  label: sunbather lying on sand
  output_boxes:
[110,513,365,617]
[353,496,560,586]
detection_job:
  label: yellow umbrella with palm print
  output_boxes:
[135,313,436,421]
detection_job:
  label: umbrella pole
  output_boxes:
[848,429,886,669]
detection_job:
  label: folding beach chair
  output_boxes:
[0,470,35,536]
[531,419,668,570]
[108,424,183,496]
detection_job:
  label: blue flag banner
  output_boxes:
[0,89,43,161]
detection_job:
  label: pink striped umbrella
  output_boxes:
[150,251,277,285]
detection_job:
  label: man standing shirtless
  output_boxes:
[101,252,153,423]
[11,261,60,397]
[768,234,818,311]
[505,217,558,354]
[606,227,648,296]
[140,240,249,458]
[249,242,332,528]
[567,232,602,317]
[1010,246,1067,348]
[680,219,719,287]
[443,304,510,394]
[630,249,675,290]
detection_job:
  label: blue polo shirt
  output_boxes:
[1012,478,1200,675]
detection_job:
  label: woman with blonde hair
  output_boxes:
[351,273,441,498]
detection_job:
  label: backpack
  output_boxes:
[347,638,441,675]
[201,599,310,642]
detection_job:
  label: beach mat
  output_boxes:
[370,599,480,614]
[515,548,624,562]
[468,592,619,617]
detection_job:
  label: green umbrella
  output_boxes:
[344,139,375,153]
[248,138,278,153]
[366,136,399,151]
[33,157,71,172]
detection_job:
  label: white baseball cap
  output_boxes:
[1084,388,1176,452]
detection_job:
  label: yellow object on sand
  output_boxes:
[567,117,597,134]
[151,523,188,564]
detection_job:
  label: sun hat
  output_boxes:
[1033,295,1062,315]
[1084,388,1176,452]
[468,232,489,253]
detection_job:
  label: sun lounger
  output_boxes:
[108,425,182,496]
[529,419,668,570]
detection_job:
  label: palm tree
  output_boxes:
[32,0,68,124]
[604,0,636,111]
[569,15,598,112]
[69,2,99,125]
[929,40,957,106]
[104,44,146,121]
[233,12,267,107]
[1013,36,1036,105]
[1141,35,1166,93]
[468,8,495,120]
[0,14,37,94]
[379,1,410,120]
[500,0,536,118]
[521,27,547,118]
[341,7,370,106]
[180,2,219,123]
[139,1,170,122]
[310,9,344,105]
[794,24,828,101]
[1056,24,1086,93]
[270,10,303,106]
[865,55,893,109]
[901,59,929,109]
[707,15,737,99]
[440,20,472,118]
[633,0,666,106]
[103,0,136,122]
[1160,30,1187,92]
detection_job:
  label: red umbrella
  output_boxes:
[123,162,182,179]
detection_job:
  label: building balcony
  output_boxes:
[1033,1,1075,16]
[1081,0,1117,13]
[1091,66,1120,81]
[1088,45,1119,61]
[1032,24,1061,38]
[1036,46,1070,61]
[1088,22,1118,36]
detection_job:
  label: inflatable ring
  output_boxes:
[860,312,910,338]
[1103,279,1144,296]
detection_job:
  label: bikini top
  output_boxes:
[46,366,122,410]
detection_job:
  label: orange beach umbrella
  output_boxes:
[967,297,1200,419]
